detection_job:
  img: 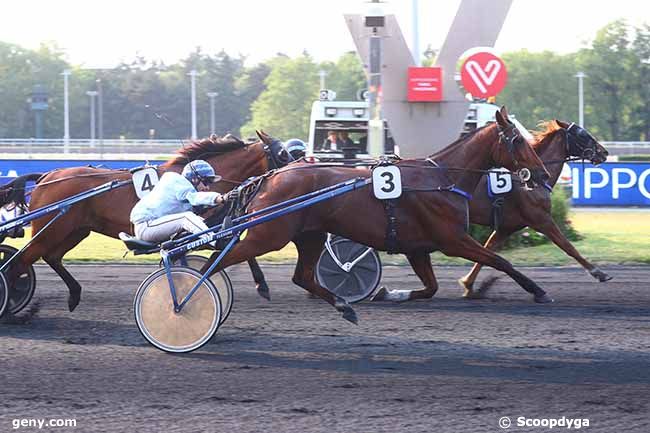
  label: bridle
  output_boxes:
[263,138,294,170]
[565,123,598,161]
[496,122,534,183]
[541,123,605,167]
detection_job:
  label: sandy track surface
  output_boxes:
[1,264,649,432]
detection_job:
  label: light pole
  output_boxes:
[575,71,586,127]
[95,78,104,150]
[206,92,218,134]
[86,91,98,146]
[365,0,385,157]
[318,70,327,90]
[411,0,420,66]
[61,70,71,153]
[188,70,198,139]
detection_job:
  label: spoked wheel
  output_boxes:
[316,237,382,303]
[0,244,36,314]
[134,267,222,353]
[168,255,234,325]
[0,272,8,318]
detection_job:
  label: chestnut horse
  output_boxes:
[459,120,611,297]
[203,108,552,323]
[4,131,289,313]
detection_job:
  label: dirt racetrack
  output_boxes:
[1,263,649,432]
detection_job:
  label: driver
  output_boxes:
[130,160,225,246]
[285,138,306,160]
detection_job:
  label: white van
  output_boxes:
[306,93,531,159]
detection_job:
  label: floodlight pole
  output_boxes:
[411,0,420,66]
[318,70,328,90]
[189,70,198,140]
[86,91,98,146]
[366,0,385,157]
[62,70,71,153]
[575,71,586,127]
[207,91,218,134]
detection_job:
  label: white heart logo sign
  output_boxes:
[465,59,501,94]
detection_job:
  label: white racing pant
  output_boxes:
[134,211,214,246]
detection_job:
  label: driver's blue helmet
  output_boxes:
[182,160,221,184]
[285,138,306,160]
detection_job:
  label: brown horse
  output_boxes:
[202,107,552,323]
[458,120,611,297]
[4,131,289,313]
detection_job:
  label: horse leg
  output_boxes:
[441,233,552,303]
[531,220,612,282]
[42,229,91,312]
[247,258,271,300]
[372,252,439,302]
[291,231,358,324]
[458,228,516,298]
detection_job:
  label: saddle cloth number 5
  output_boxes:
[132,167,159,199]
[488,167,512,195]
[372,165,402,200]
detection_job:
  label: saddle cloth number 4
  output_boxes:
[488,167,512,195]
[132,167,159,199]
[372,165,402,200]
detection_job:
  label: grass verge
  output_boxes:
[4,211,648,266]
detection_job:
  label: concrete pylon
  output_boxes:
[345,0,512,157]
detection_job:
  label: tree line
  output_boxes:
[0,20,647,142]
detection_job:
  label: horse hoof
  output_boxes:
[457,278,473,292]
[590,268,613,282]
[256,283,271,301]
[342,307,358,325]
[68,296,80,312]
[463,289,485,299]
[371,287,389,302]
[534,294,554,304]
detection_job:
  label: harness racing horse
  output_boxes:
[202,107,552,323]
[458,120,611,297]
[1,131,290,313]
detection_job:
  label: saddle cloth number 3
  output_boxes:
[132,167,159,199]
[488,167,512,195]
[372,165,402,199]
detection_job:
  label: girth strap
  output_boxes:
[383,199,400,254]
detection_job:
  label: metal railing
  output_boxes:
[0,138,181,157]
[0,138,648,159]
[601,141,650,156]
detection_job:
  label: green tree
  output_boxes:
[241,53,319,140]
[497,50,577,130]
[577,20,637,140]
[320,51,366,101]
[0,41,68,138]
[631,23,650,140]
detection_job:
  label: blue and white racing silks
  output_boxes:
[130,171,219,224]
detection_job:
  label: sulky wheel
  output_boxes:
[168,254,234,325]
[134,267,222,353]
[0,272,8,318]
[0,244,36,314]
[316,237,382,303]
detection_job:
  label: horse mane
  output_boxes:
[531,120,562,147]
[429,123,492,159]
[161,134,251,168]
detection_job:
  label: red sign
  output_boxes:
[460,52,507,98]
[407,67,443,102]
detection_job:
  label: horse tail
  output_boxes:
[0,173,43,208]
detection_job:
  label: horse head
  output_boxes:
[556,120,609,165]
[256,130,294,169]
[494,106,550,186]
